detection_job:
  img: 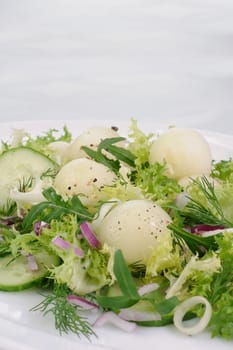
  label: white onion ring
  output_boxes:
[173,296,212,336]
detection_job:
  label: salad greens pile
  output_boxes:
[1,120,233,342]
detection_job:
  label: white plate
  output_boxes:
[0,120,233,350]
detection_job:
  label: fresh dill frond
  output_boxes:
[41,168,58,180]
[180,176,233,227]
[31,283,96,339]
[0,199,17,217]
[18,176,34,193]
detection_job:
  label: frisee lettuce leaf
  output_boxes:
[145,230,185,281]
[211,158,233,182]
[208,232,233,339]
[132,161,181,206]
[52,248,113,295]
[127,119,154,166]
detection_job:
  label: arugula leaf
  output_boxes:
[98,137,136,167]
[169,223,218,255]
[82,146,120,174]
[113,250,140,299]
[97,250,140,309]
[82,137,136,174]
[97,295,137,309]
[22,187,93,231]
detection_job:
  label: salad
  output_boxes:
[0,119,233,343]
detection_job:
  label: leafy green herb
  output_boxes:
[97,250,179,327]
[137,294,179,327]
[113,250,139,300]
[0,200,17,217]
[31,284,95,339]
[169,223,218,256]
[97,250,140,309]
[18,176,34,193]
[98,137,136,167]
[179,176,233,227]
[82,137,136,174]
[22,187,93,231]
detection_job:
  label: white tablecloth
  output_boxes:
[0,0,233,134]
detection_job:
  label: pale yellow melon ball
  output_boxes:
[92,200,171,264]
[54,158,116,206]
[149,128,212,180]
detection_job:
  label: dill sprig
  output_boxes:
[180,176,233,227]
[31,283,96,339]
[18,176,34,193]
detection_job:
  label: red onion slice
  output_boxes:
[52,235,84,257]
[93,311,137,332]
[67,295,98,310]
[74,246,85,258]
[80,222,101,248]
[52,235,71,249]
[27,254,39,272]
[191,224,225,234]
[34,221,50,236]
[138,283,159,296]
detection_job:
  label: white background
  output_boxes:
[0,0,233,132]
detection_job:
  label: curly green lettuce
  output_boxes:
[127,119,154,166]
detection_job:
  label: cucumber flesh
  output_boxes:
[0,251,60,291]
[0,147,57,210]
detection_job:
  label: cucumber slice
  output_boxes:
[0,147,57,211]
[0,251,60,291]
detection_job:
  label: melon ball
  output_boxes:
[68,127,121,160]
[54,158,116,206]
[47,141,70,164]
[92,200,171,264]
[149,128,212,180]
